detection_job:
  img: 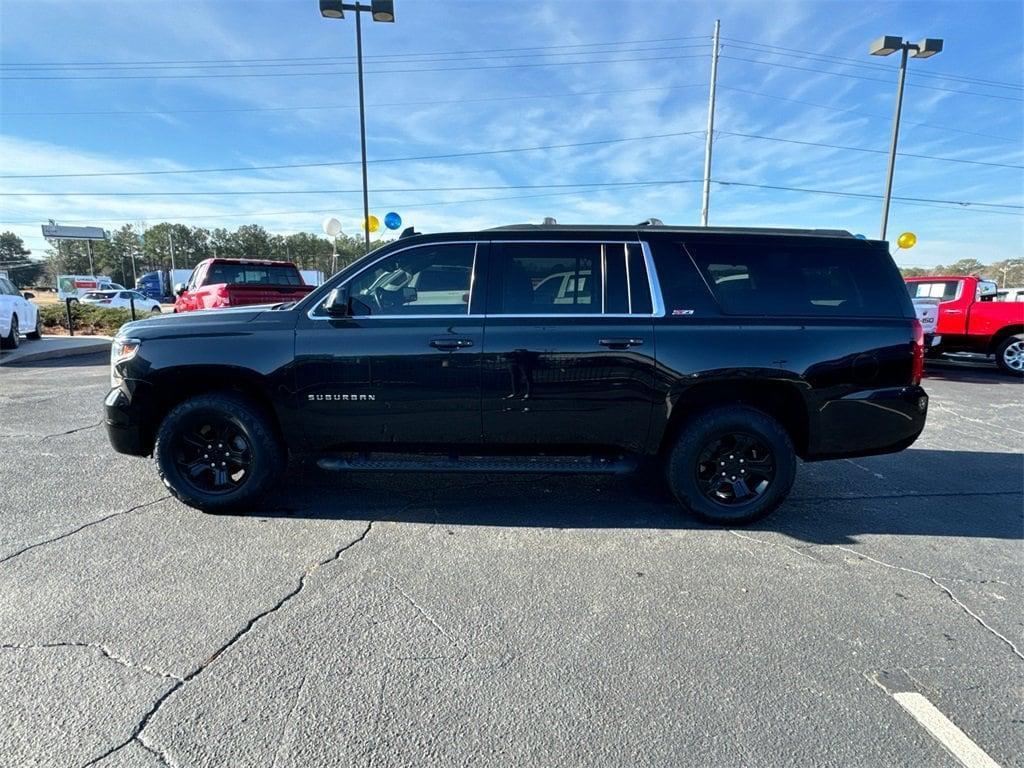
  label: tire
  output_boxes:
[995,334,1024,377]
[26,316,41,340]
[151,306,161,313]
[666,406,796,525]
[154,392,285,514]
[1,315,19,350]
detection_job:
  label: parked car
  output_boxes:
[81,290,162,313]
[56,275,125,302]
[0,276,40,350]
[905,275,1024,375]
[173,258,315,313]
[105,224,928,523]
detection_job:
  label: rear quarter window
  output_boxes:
[687,241,908,318]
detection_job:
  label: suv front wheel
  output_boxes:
[666,406,796,525]
[154,392,284,513]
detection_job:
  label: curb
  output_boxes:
[0,336,112,366]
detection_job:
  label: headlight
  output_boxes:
[110,337,141,387]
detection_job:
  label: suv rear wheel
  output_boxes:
[995,334,1024,377]
[666,406,796,525]
[154,392,284,513]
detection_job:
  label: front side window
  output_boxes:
[344,243,476,316]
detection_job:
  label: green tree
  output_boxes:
[0,232,45,287]
[942,258,987,276]
[989,258,1024,288]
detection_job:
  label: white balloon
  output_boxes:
[321,217,342,237]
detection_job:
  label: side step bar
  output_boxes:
[316,454,638,475]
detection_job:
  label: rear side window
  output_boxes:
[687,242,906,318]
[491,242,600,314]
[908,281,960,302]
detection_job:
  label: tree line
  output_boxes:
[0,224,383,288]
[3,226,1022,290]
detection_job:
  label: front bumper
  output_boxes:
[104,384,150,456]
[808,384,928,460]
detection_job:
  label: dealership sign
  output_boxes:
[41,224,108,241]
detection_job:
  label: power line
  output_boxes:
[716,130,1024,170]
[0,52,710,81]
[2,84,705,117]
[719,55,1024,102]
[0,44,712,73]
[721,37,1024,91]
[717,85,1019,143]
[0,35,711,68]
[712,179,1023,210]
[3,180,1019,211]
[0,131,705,180]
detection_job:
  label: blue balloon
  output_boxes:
[854,233,867,240]
[384,212,402,230]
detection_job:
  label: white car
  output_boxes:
[0,276,41,350]
[80,290,162,313]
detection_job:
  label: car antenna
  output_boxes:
[399,226,420,239]
[636,218,664,226]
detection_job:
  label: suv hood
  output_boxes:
[118,304,280,337]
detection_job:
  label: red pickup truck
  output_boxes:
[905,275,1024,375]
[174,258,314,313]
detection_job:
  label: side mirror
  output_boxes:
[23,292,35,300]
[977,280,998,298]
[174,282,186,296]
[324,286,352,317]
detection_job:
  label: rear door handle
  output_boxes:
[430,338,474,350]
[599,338,644,349]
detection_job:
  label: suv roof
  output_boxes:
[484,224,857,238]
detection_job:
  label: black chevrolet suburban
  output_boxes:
[104,224,928,524]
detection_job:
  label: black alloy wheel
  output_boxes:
[696,432,776,507]
[172,415,253,495]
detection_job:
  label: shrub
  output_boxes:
[38,303,158,336]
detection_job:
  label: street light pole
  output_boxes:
[870,35,944,241]
[319,1,395,256]
[879,43,909,242]
[354,5,371,255]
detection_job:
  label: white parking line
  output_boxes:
[892,691,1002,768]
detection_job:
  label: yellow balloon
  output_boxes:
[897,231,917,249]
[365,215,380,233]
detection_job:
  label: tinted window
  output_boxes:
[204,263,301,286]
[627,244,652,314]
[491,242,599,315]
[645,239,719,317]
[604,243,629,314]
[688,242,906,318]
[345,243,475,316]
[908,281,960,302]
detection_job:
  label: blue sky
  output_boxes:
[1,0,1021,268]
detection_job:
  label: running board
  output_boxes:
[316,454,638,475]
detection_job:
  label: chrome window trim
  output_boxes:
[305,237,667,320]
[306,240,480,320]
[624,242,634,314]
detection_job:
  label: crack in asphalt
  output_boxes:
[0,641,182,682]
[835,545,1024,663]
[728,530,820,563]
[38,419,104,442]
[0,496,171,566]
[80,520,376,768]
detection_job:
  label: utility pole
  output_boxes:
[168,231,176,271]
[85,240,94,275]
[700,19,721,227]
[355,5,371,255]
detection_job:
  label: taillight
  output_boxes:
[215,286,231,306]
[911,319,924,385]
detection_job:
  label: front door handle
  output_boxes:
[599,338,644,349]
[430,338,474,350]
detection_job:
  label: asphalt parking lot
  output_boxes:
[1,354,1021,768]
